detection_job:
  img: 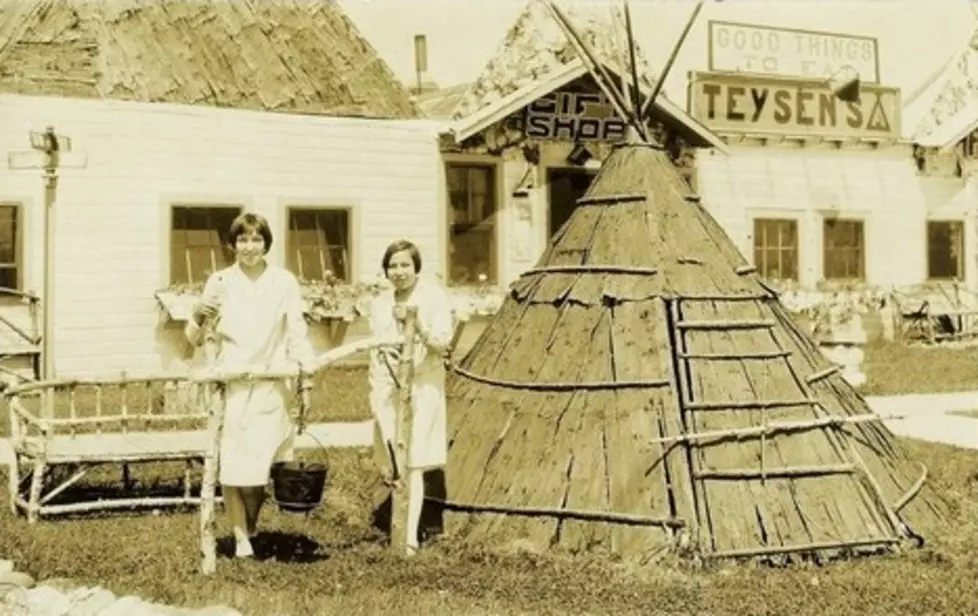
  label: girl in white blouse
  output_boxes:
[368,239,454,553]
[186,212,314,559]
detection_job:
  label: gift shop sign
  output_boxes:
[524,89,628,141]
[708,21,880,84]
[688,71,900,140]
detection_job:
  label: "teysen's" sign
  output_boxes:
[687,71,900,140]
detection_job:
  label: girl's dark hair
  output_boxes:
[381,239,422,273]
[228,212,273,254]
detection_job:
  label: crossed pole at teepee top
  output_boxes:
[539,0,705,146]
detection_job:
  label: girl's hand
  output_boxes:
[379,346,401,367]
[192,298,221,326]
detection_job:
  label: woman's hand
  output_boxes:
[379,346,401,367]
[192,297,221,326]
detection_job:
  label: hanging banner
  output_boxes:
[523,88,628,142]
[687,71,900,140]
[708,21,880,84]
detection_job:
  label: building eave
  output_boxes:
[447,58,728,155]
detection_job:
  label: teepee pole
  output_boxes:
[621,0,644,124]
[610,2,630,110]
[542,1,644,139]
[639,1,704,120]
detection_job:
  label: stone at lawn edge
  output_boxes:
[196,606,244,616]
[92,594,150,615]
[0,559,13,575]
[64,585,117,615]
[149,603,199,615]
[0,571,35,589]
[25,585,73,614]
[39,576,84,593]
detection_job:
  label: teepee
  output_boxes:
[441,0,945,564]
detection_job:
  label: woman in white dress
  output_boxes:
[368,239,454,553]
[186,212,314,559]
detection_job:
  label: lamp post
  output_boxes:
[32,127,60,383]
[7,126,86,384]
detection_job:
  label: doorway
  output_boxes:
[547,167,598,237]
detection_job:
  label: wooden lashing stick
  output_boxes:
[199,320,224,576]
[759,407,767,486]
[390,306,418,555]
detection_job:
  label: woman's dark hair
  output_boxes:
[228,212,274,254]
[381,239,422,274]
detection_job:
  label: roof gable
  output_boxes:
[903,33,978,145]
[444,1,724,151]
[452,1,658,122]
[0,0,420,119]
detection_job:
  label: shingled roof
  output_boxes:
[441,1,725,151]
[450,1,659,122]
[0,0,420,119]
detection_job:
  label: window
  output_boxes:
[752,218,799,282]
[286,208,352,281]
[446,163,497,285]
[822,218,865,281]
[0,204,21,290]
[169,205,241,285]
[927,220,965,281]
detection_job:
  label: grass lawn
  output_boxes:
[2,343,977,614]
[860,341,978,396]
[0,438,977,615]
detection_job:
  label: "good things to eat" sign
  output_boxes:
[708,21,880,84]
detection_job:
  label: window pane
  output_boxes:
[449,225,495,284]
[296,247,324,280]
[0,206,17,265]
[0,266,17,290]
[927,221,964,280]
[752,218,798,282]
[169,205,241,284]
[823,219,865,280]
[446,164,496,284]
[320,211,349,249]
[285,208,352,281]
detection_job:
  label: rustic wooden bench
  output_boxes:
[2,334,399,525]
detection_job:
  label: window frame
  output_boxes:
[821,217,866,282]
[444,161,501,286]
[168,203,243,286]
[751,217,800,283]
[284,205,355,282]
[0,201,24,297]
[926,219,966,282]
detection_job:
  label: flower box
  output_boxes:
[154,276,508,326]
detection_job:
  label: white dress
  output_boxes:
[186,263,314,487]
[368,279,454,471]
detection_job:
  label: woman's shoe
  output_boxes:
[235,539,255,558]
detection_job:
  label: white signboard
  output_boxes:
[708,21,880,84]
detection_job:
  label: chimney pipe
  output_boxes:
[414,34,428,94]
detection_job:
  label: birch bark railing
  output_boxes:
[1,332,412,575]
[193,333,408,574]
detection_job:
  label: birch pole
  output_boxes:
[199,321,224,575]
[390,306,418,554]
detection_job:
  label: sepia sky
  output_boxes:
[338,0,977,110]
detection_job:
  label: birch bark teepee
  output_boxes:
[441,0,946,564]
